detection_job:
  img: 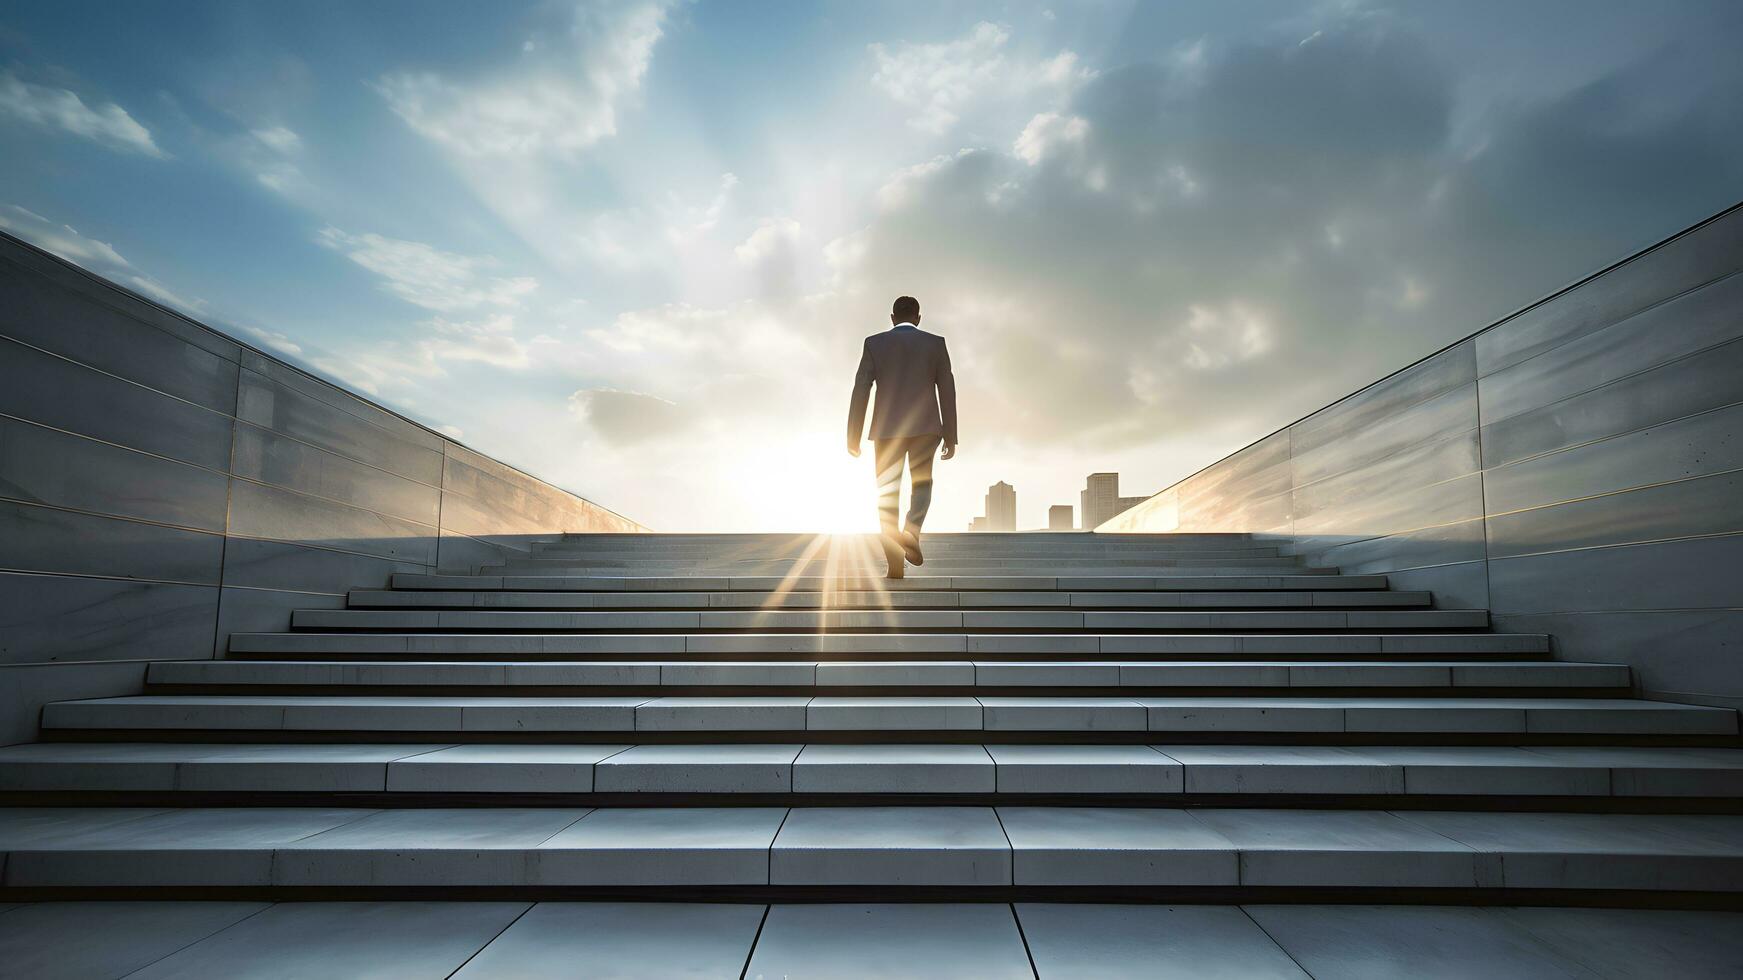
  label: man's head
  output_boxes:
[890,295,921,325]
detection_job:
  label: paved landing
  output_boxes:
[1,901,1739,978]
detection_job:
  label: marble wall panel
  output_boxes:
[238,350,442,451]
[1292,440,1482,537]
[0,417,229,531]
[235,369,444,485]
[1485,471,1743,560]
[0,571,218,665]
[0,499,224,584]
[1290,342,1476,457]
[0,338,236,470]
[0,242,239,360]
[232,423,441,526]
[1479,270,1743,425]
[1483,403,1743,516]
[1475,207,1743,376]
[1292,383,1478,490]
[0,255,238,412]
[227,479,439,565]
[1487,534,1743,616]
[1299,518,1488,575]
[220,537,424,593]
[1480,335,1743,469]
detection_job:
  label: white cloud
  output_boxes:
[1014,111,1087,164]
[376,1,674,157]
[869,22,1092,133]
[1179,302,1274,370]
[734,218,802,267]
[124,275,206,313]
[418,313,533,370]
[0,204,130,268]
[252,125,301,153]
[316,226,537,312]
[0,71,164,157]
[241,325,305,357]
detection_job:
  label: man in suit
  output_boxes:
[847,295,958,578]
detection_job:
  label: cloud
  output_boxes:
[823,15,1743,462]
[0,71,164,157]
[240,325,305,357]
[375,1,675,157]
[316,226,537,312]
[418,313,533,370]
[869,22,1092,133]
[568,387,689,445]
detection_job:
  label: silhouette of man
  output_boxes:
[847,295,958,578]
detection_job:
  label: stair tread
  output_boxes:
[2,805,1739,890]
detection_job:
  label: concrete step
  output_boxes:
[227,632,1551,659]
[2,805,1739,891]
[39,695,1738,736]
[148,659,1631,691]
[288,608,1491,633]
[487,559,1321,573]
[4,743,1739,798]
[389,573,1385,592]
[347,589,1434,611]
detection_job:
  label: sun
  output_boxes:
[713,429,883,533]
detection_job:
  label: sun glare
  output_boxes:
[725,431,883,533]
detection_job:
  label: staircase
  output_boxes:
[3,531,1740,899]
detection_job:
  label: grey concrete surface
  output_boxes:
[745,904,1034,979]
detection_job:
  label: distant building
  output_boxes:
[968,516,987,532]
[1079,472,1150,529]
[1048,505,1074,531]
[985,481,1016,532]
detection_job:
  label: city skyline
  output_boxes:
[3,1,1741,530]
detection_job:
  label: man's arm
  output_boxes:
[937,337,958,458]
[846,338,874,456]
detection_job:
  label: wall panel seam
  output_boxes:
[0,254,242,364]
[0,412,235,479]
[227,475,440,532]
[1483,465,1743,520]
[1491,529,1743,562]
[1481,398,1743,474]
[1476,266,1743,383]
[231,419,448,492]
[0,567,224,589]
[0,334,237,420]
[1476,333,1743,427]
[0,496,228,539]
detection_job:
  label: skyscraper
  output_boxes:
[1048,505,1074,530]
[985,481,1016,532]
[1079,472,1150,529]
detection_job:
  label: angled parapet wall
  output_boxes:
[1102,201,1743,709]
[0,230,643,741]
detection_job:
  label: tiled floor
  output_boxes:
[1,901,1738,979]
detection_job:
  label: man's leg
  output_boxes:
[904,436,941,532]
[897,435,941,566]
[872,439,907,576]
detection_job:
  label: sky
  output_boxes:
[2,1,1740,532]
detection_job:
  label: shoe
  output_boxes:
[885,565,905,580]
[879,529,906,579]
[898,526,924,566]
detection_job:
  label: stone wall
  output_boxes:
[0,230,643,741]
[1102,202,1743,708]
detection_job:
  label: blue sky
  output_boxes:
[3,1,1740,531]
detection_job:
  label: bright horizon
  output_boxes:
[4,1,1741,532]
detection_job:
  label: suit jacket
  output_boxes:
[847,323,958,445]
